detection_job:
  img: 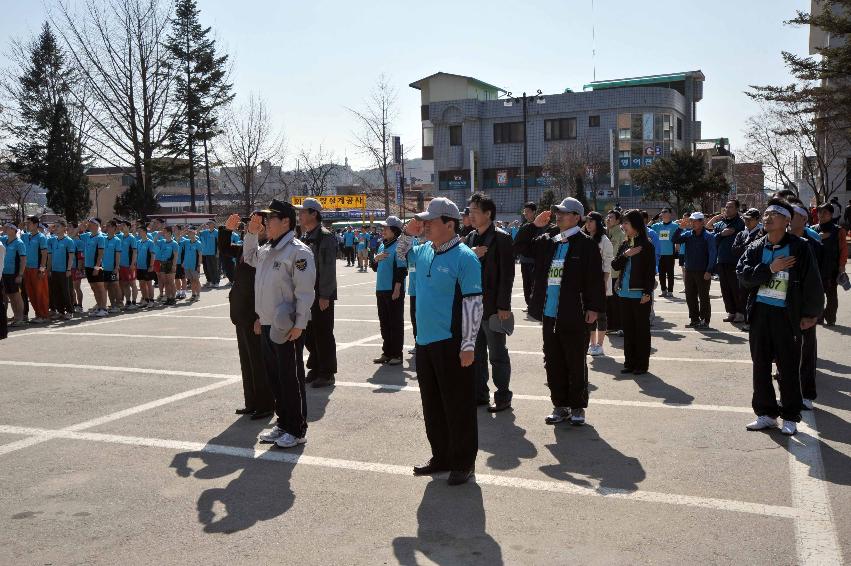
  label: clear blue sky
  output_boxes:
[1,0,811,169]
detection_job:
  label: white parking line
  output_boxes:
[789,413,842,565]
[0,424,802,520]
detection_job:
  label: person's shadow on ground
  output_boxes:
[540,425,646,492]
[169,418,296,534]
[392,481,503,565]
[592,356,695,406]
[477,411,538,471]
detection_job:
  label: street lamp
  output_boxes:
[505,90,545,205]
[187,124,198,212]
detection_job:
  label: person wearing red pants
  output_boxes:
[23,216,50,323]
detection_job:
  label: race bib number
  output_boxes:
[757,270,789,302]
[548,259,564,287]
[658,230,670,241]
[409,265,416,273]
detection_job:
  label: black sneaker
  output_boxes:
[413,459,448,476]
[447,468,474,486]
[311,376,335,388]
[685,320,700,328]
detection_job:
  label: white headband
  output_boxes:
[765,205,792,219]
[792,205,809,218]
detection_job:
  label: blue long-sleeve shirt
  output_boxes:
[672,227,717,273]
[646,227,661,274]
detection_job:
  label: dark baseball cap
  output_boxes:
[743,208,761,219]
[260,198,295,217]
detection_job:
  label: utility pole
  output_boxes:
[506,90,544,205]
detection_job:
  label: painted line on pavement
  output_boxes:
[789,412,842,565]
[0,424,802,520]
[0,360,751,414]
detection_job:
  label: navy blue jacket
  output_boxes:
[672,227,717,273]
[713,216,745,264]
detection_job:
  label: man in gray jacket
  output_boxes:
[243,199,317,449]
[297,198,338,388]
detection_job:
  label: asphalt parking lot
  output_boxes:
[1,260,849,565]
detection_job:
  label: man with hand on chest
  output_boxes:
[515,197,604,427]
[465,192,515,412]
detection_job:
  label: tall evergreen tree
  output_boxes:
[166,0,234,211]
[630,151,730,215]
[6,22,90,222]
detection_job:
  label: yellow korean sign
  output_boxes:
[291,194,367,209]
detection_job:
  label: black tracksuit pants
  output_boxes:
[49,271,73,315]
[260,327,308,437]
[520,262,535,307]
[542,317,589,409]
[620,297,651,371]
[749,304,803,422]
[235,322,274,413]
[410,296,417,340]
[800,325,817,401]
[684,270,712,323]
[718,263,745,315]
[202,255,220,285]
[658,255,675,293]
[376,290,404,358]
[822,276,838,325]
[416,337,477,471]
[305,298,337,378]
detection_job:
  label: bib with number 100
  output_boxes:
[757,270,789,301]
[548,259,564,286]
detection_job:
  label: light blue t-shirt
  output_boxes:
[102,235,122,271]
[181,239,203,271]
[407,237,421,296]
[155,239,179,262]
[408,241,482,346]
[543,242,569,318]
[136,238,155,270]
[650,221,678,256]
[617,257,644,299]
[344,231,355,247]
[25,232,48,269]
[119,234,138,267]
[49,236,76,272]
[198,229,218,255]
[755,244,791,308]
[376,239,406,292]
[83,232,106,268]
[3,237,26,275]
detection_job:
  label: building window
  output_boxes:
[589,115,600,127]
[494,122,524,144]
[449,125,462,146]
[544,118,577,141]
[676,117,683,140]
[618,128,631,140]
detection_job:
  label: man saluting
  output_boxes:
[396,197,483,486]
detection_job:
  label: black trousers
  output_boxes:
[221,257,236,282]
[520,262,535,307]
[800,325,817,401]
[410,295,417,340]
[822,276,838,324]
[718,263,744,315]
[684,270,712,323]
[749,304,803,422]
[202,255,220,284]
[0,284,7,339]
[260,326,307,437]
[344,246,354,265]
[376,291,404,358]
[620,297,651,371]
[49,272,73,315]
[542,317,589,409]
[416,337,477,471]
[235,322,274,412]
[305,298,337,377]
[606,277,621,331]
[658,255,675,293]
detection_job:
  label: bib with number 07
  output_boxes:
[548,259,564,286]
[757,270,789,301]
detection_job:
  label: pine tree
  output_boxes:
[166,0,234,211]
[43,99,90,222]
[630,151,730,215]
[6,22,91,222]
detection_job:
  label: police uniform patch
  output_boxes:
[272,260,281,271]
[295,258,307,272]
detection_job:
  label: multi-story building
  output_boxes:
[733,162,769,210]
[410,70,705,215]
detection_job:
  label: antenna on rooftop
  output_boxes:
[591,0,596,82]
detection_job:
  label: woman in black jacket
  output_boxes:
[220,214,274,420]
[611,209,656,375]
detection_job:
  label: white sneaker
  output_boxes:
[274,433,307,449]
[94,309,109,317]
[746,415,778,431]
[570,408,586,425]
[259,425,286,444]
[545,407,571,424]
[590,345,604,357]
[781,420,797,436]
[587,345,594,355]
[802,399,814,411]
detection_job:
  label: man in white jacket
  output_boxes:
[242,199,316,449]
